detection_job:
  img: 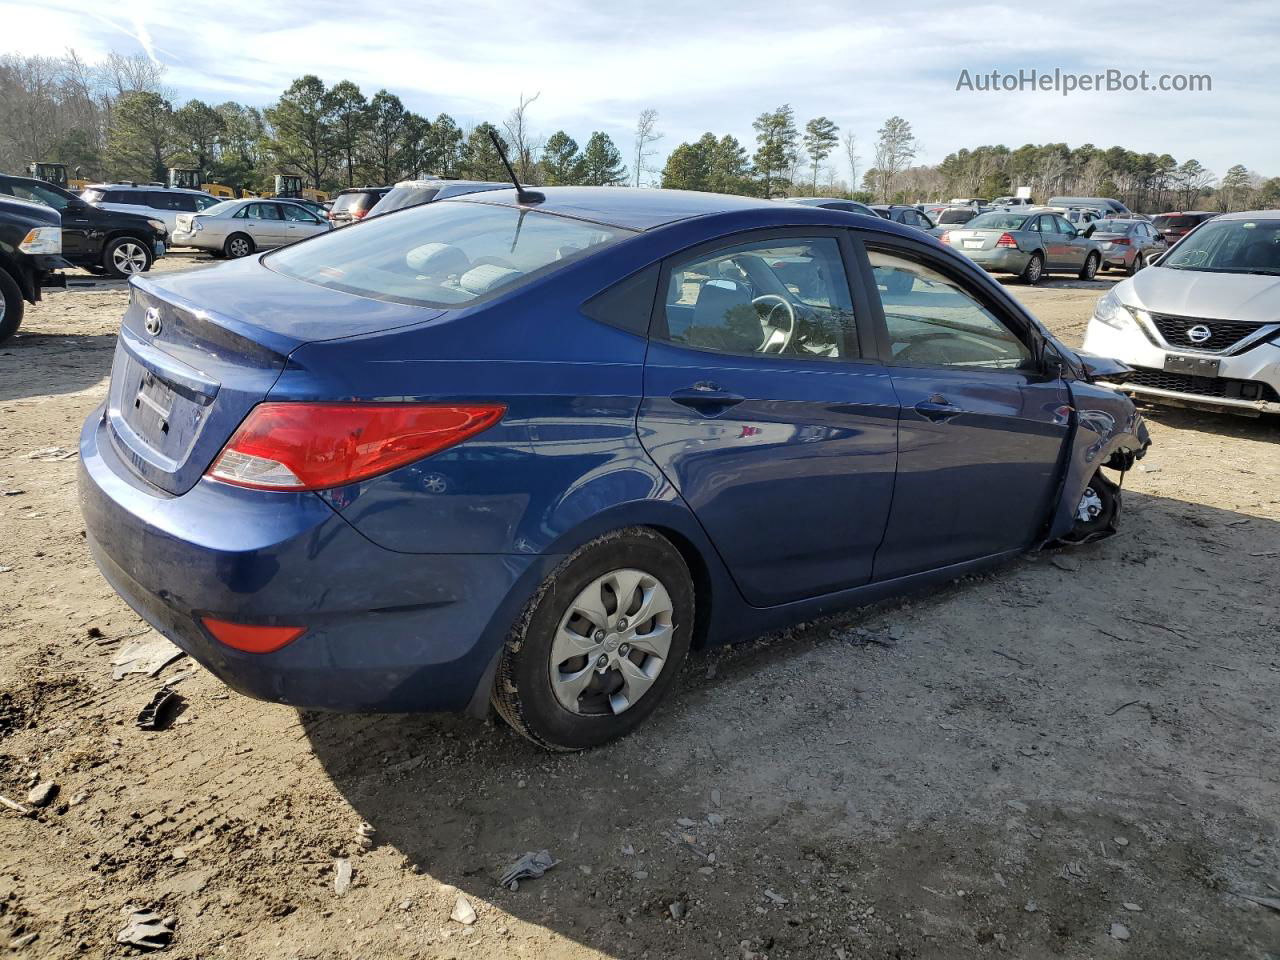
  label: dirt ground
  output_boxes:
[1,252,1277,959]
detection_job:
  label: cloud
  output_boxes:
[5,0,1275,180]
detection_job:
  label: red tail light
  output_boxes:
[207,403,506,492]
[353,209,368,219]
[995,233,1017,248]
[939,231,951,244]
[203,617,305,654]
[1109,237,1130,246]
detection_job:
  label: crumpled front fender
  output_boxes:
[1045,380,1151,542]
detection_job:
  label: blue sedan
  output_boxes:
[78,188,1149,750]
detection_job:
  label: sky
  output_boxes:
[4,0,1276,183]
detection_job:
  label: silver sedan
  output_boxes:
[171,198,330,258]
[1090,218,1169,274]
[941,210,1102,283]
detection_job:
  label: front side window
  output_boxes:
[268,199,631,307]
[281,203,318,222]
[1162,218,1280,275]
[659,236,856,359]
[868,249,1033,371]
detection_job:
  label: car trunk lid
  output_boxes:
[174,213,195,233]
[105,257,445,495]
[948,230,1002,251]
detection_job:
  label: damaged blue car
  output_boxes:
[78,186,1149,750]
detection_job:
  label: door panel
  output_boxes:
[641,346,899,605]
[863,245,1070,580]
[639,232,899,607]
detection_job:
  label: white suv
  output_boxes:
[1082,210,1280,416]
[81,183,221,235]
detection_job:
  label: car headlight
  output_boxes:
[1092,289,1138,331]
[19,227,62,255]
[147,218,168,237]
[192,219,203,232]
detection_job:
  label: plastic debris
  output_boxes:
[334,857,353,895]
[136,687,183,731]
[111,636,184,680]
[451,894,477,925]
[1109,922,1131,941]
[499,849,559,890]
[117,909,175,950]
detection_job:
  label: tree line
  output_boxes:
[2,50,1276,213]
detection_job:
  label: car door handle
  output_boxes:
[670,383,745,416]
[914,395,964,422]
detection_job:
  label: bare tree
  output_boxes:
[842,131,860,195]
[502,91,542,184]
[872,116,916,201]
[633,108,662,188]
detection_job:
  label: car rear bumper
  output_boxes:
[1083,318,1280,415]
[962,247,1029,273]
[78,409,558,713]
[170,231,215,250]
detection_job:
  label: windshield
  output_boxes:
[1153,215,1200,231]
[965,213,1028,230]
[268,199,632,307]
[1162,219,1280,275]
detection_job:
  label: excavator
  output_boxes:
[28,162,90,191]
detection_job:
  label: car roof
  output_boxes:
[1154,210,1215,216]
[1212,210,1280,221]
[458,187,778,230]
[87,183,208,194]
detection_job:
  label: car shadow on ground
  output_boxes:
[0,331,118,402]
[1136,404,1280,442]
[997,276,1118,291]
[300,491,1280,958]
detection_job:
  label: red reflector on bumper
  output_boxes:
[203,617,305,654]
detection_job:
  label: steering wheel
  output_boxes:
[752,294,797,354]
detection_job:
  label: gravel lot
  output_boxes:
[1,252,1277,959]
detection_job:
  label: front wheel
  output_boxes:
[0,268,24,344]
[1079,252,1099,281]
[103,237,153,279]
[1061,470,1122,543]
[492,528,695,751]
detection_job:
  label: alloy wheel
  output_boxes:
[229,238,250,257]
[550,568,674,716]
[113,242,148,274]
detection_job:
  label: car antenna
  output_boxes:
[487,129,544,205]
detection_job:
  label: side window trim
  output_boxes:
[648,226,867,363]
[852,235,1047,371]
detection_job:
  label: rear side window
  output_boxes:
[376,186,441,214]
[268,199,631,307]
[658,236,856,359]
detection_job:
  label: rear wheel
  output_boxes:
[0,268,24,344]
[492,528,694,751]
[224,233,254,258]
[103,237,152,279]
[1079,252,1099,281]
[1020,252,1044,284]
[1128,251,1145,276]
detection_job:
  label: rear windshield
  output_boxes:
[1093,220,1133,233]
[965,213,1027,230]
[332,192,380,213]
[937,209,977,224]
[1161,218,1280,276]
[371,185,440,216]
[1153,215,1199,230]
[267,199,632,307]
[199,200,240,217]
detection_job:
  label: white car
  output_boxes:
[80,183,221,234]
[170,198,330,258]
[1082,210,1280,416]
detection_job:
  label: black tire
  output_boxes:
[1062,470,1122,543]
[1078,252,1099,281]
[102,236,153,279]
[1020,252,1044,284]
[0,268,24,344]
[492,528,695,751]
[224,233,254,258]
[1127,252,1145,276]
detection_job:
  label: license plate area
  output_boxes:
[962,239,983,249]
[130,369,178,442]
[1164,354,1220,377]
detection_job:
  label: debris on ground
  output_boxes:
[763,889,788,905]
[498,849,559,890]
[27,447,78,461]
[110,635,184,680]
[117,909,175,950]
[355,821,375,851]
[1123,902,1143,912]
[334,858,353,896]
[1110,922,1131,941]
[668,900,686,921]
[1235,892,1280,913]
[0,795,28,815]
[451,893,477,925]
[8,932,38,949]
[25,782,57,808]
[136,687,183,731]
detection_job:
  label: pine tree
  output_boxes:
[580,132,628,186]
[541,131,583,185]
